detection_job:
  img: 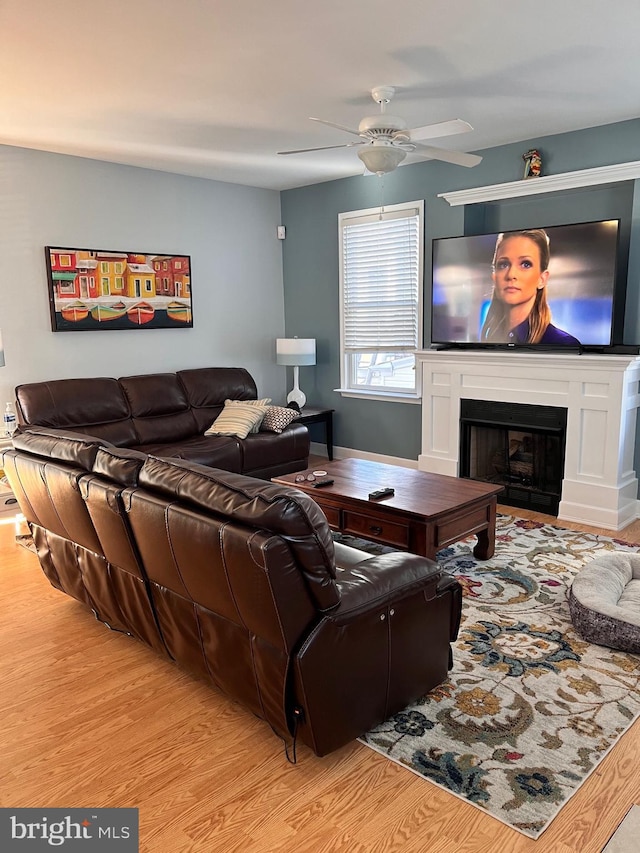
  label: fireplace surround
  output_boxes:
[415,350,640,530]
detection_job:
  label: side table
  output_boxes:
[296,407,335,461]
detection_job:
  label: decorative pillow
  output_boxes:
[260,405,301,434]
[205,400,270,439]
[243,398,272,433]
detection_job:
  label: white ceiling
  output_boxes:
[2,0,639,191]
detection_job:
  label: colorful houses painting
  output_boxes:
[151,255,191,299]
[46,247,192,331]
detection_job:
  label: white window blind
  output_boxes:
[342,209,420,353]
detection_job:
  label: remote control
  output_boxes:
[368,487,395,500]
[312,478,334,488]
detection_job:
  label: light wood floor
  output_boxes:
[1,496,640,853]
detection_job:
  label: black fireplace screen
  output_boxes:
[459,400,567,515]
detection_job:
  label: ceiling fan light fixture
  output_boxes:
[357,145,406,175]
[280,86,478,173]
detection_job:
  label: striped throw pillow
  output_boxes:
[205,400,270,439]
[243,398,272,433]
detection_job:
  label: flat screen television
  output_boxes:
[431,219,625,351]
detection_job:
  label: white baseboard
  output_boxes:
[309,441,418,470]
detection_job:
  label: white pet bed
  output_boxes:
[569,551,640,654]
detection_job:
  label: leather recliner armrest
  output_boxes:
[332,551,443,617]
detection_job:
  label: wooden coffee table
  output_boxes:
[273,458,504,561]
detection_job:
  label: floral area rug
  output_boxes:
[334,515,640,838]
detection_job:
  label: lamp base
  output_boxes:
[287,387,306,409]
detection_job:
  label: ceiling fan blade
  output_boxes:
[309,117,362,137]
[408,119,474,141]
[278,141,364,155]
[413,143,483,168]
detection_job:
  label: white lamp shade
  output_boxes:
[276,337,316,366]
[0,329,4,368]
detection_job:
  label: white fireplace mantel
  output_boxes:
[437,161,640,206]
[415,349,640,530]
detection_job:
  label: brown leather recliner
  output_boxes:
[3,428,462,757]
[14,367,309,479]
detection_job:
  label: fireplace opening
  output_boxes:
[459,399,567,515]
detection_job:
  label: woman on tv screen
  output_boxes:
[480,229,580,346]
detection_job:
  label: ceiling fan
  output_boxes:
[278,86,483,174]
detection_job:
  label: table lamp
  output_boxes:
[276,337,316,409]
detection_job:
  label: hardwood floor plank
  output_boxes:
[1,496,639,852]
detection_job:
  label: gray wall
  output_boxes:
[281,118,640,461]
[0,145,287,410]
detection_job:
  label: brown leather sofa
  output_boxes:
[3,428,462,757]
[14,367,308,479]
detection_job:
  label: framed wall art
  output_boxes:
[45,246,193,332]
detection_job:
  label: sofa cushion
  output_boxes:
[206,400,270,439]
[133,434,242,471]
[93,445,148,487]
[13,426,108,469]
[120,373,198,444]
[238,424,309,476]
[15,377,138,446]
[177,367,260,433]
[260,405,300,433]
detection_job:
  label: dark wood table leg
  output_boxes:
[326,411,334,461]
[298,408,334,461]
[472,499,497,560]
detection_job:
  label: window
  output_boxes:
[338,200,423,399]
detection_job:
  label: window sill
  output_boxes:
[334,388,421,404]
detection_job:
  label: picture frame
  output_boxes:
[45,246,193,332]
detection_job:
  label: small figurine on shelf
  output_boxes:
[523,148,542,179]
